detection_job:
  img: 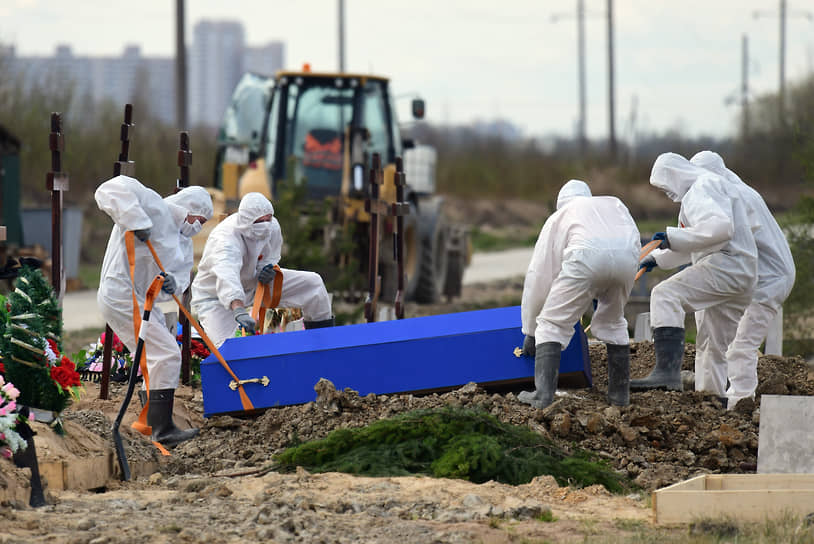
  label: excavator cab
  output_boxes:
[214,70,468,303]
[216,72,400,202]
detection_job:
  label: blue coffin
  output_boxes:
[200,305,590,417]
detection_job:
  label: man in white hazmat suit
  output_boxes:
[519,180,640,409]
[634,152,758,393]
[96,175,214,447]
[689,150,795,408]
[191,192,333,347]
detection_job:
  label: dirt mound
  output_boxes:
[147,341,812,493]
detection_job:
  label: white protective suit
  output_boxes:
[648,153,758,398]
[521,180,641,349]
[191,192,332,347]
[690,150,795,406]
[96,176,214,389]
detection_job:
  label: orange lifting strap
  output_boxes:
[250,266,283,334]
[124,232,155,440]
[134,274,171,456]
[143,239,255,411]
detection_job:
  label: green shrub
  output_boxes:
[275,407,634,493]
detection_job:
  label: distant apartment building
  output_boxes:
[4,20,285,127]
[5,44,175,125]
[244,42,285,77]
[189,20,245,128]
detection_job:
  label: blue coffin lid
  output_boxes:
[207,305,524,362]
[200,305,592,416]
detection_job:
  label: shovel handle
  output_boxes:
[112,273,164,481]
[635,240,662,282]
[639,239,661,261]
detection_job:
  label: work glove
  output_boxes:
[160,272,177,295]
[233,306,256,335]
[651,231,670,250]
[133,228,151,242]
[258,263,276,285]
[522,335,536,357]
[639,257,657,274]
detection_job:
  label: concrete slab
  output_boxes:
[757,395,814,473]
[462,247,531,285]
[61,289,105,332]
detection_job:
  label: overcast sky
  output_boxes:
[2,0,814,141]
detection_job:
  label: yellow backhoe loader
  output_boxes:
[206,69,469,303]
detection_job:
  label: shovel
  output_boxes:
[112,274,164,481]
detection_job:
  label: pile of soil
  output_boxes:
[160,340,813,493]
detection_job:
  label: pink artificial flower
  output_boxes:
[1,383,20,400]
[28,412,35,422]
[100,332,125,353]
[0,433,4,440]
[0,447,11,459]
[0,407,6,417]
[6,401,15,412]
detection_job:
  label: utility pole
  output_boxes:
[552,1,616,157]
[338,0,346,72]
[741,34,750,137]
[577,0,586,153]
[175,0,188,129]
[551,1,589,154]
[779,0,786,121]
[607,0,616,159]
[753,0,813,126]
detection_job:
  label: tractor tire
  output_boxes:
[378,203,420,304]
[400,203,421,302]
[410,199,449,303]
[378,230,397,303]
[443,225,470,300]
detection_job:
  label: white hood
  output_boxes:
[689,150,747,185]
[650,152,704,202]
[164,186,214,222]
[237,192,274,229]
[556,179,592,210]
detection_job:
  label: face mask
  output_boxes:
[180,219,203,237]
[247,221,272,240]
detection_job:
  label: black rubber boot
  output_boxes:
[630,327,685,391]
[517,342,560,409]
[304,316,335,329]
[147,389,199,447]
[522,335,536,357]
[606,343,630,406]
[12,412,46,507]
